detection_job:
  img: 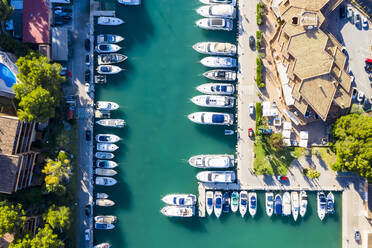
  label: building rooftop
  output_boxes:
[22,0,50,44]
[0,115,20,155]
[0,154,21,194]
[288,0,329,11]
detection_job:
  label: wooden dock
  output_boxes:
[198,183,206,218]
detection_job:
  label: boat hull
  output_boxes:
[239,191,248,218]
[206,191,214,216]
[214,192,222,218]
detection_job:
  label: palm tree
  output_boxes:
[0,0,14,33]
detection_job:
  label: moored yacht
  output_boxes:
[95,223,115,230]
[249,192,257,217]
[196,18,233,31]
[203,69,236,81]
[96,199,115,207]
[291,191,299,221]
[188,154,235,169]
[96,101,119,111]
[97,34,124,44]
[222,192,230,213]
[95,177,117,186]
[98,53,128,65]
[95,215,117,224]
[274,193,282,215]
[161,194,196,206]
[200,0,236,5]
[196,4,236,19]
[299,191,307,217]
[95,44,121,53]
[214,191,222,218]
[196,83,235,95]
[239,191,248,218]
[95,168,117,176]
[95,152,114,160]
[196,171,236,183]
[188,112,234,125]
[200,56,236,68]
[94,243,110,248]
[326,192,335,214]
[96,119,126,128]
[97,143,119,152]
[191,95,235,108]
[282,192,291,216]
[96,134,120,143]
[230,191,239,213]
[96,160,118,168]
[161,206,195,217]
[97,17,124,26]
[193,42,236,56]
[317,191,326,220]
[96,65,122,75]
[117,0,141,5]
[265,192,274,217]
[96,193,109,199]
[206,191,214,216]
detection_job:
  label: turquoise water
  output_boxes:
[0,63,16,87]
[93,1,341,247]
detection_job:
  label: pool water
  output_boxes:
[0,63,16,88]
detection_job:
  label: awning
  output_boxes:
[283,121,292,130]
[52,27,68,61]
[300,131,309,140]
[284,109,300,126]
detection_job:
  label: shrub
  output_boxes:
[305,168,320,179]
[256,2,265,25]
[255,102,262,132]
[0,34,30,57]
[256,57,264,88]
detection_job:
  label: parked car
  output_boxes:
[84,39,90,51]
[347,6,353,20]
[354,229,360,243]
[249,35,255,49]
[351,87,358,99]
[365,58,372,66]
[85,204,91,216]
[339,5,346,19]
[248,128,254,138]
[355,12,361,26]
[84,229,90,241]
[249,103,254,115]
[85,130,91,141]
[85,54,91,66]
[363,98,371,111]
[357,91,365,103]
[362,16,368,29]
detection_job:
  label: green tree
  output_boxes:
[44,205,71,232]
[269,133,284,150]
[331,114,372,178]
[17,86,55,123]
[0,0,14,33]
[42,151,71,194]
[0,201,26,236]
[31,225,64,248]
[304,168,320,179]
[9,235,32,248]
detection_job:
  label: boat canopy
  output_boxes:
[211,19,223,26]
[212,114,225,123]
[208,157,229,167]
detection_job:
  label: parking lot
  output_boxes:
[327,3,372,103]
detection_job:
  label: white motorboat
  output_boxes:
[230,191,239,213]
[96,193,109,199]
[97,65,122,75]
[97,17,124,26]
[95,44,122,53]
[196,18,233,31]
[162,194,196,206]
[117,0,140,5]
[188,112,234,125]
[95,223,115,230]
[214,191,222,218]
[265,192,274,217]
[95,152,115,159]
[203,69,237,81]
[299,191,307,218]
[317,191,326,220]
[188,154,234,169]
[97,143,119,152]
[95,215,117,224]
[193,42,236,56]
[97,34,124,44]
[191,95,235,108]
[96,199,115,207]
[94,243,110,248]
[96,119,126,128]
[239,191,248,218]
[200,0,236,6]
[249,192,257,217]
[291,191,299,221]
[282,192,291,216]
[95,168,118,176]
[196,83,235,95]
[201,56,236,68]
[160,206,195,217]
[206,191,214,216]
[196,171,236,183]
[96,160,118,168]
[98,53,128,65]
[196,4,236,19]
[96,134,121,143]
[95,177,117,186]
[96,101,119,111]
[327,192,335,214]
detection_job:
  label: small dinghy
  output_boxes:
[193,42,236,56]
[96,119,126,128]
[95,168,118,176]
[94,243,111,248]
[230,191,239,213]
[96,193,109,199]
[214,191,222,218]
[200,56,237,68]
[97,143,119,152]
[96,134,120,143]
[161,194,196,206]
[96,199,115,207]
[265,192,274,217]
[94,75,106,84]
[224,130,234,135]
[95,223,115,230]
[196,83,235,95]
[191,95,235,108]
[96,65,122,75]
[299,191,307,217]
[117,0,141,5]
[98,53,128,65]
[96,101,119,111]
[97,34,124,44]
[97,17,124,26]
[206,191,214,216]
[239,191,248,218]
[95,44,121,53]
[95,152,114,159]
[274,194,282,215]
[326,192,335,214]
[196,18,233,31]
[161,206,195,217]
[203,69,237,81]
[95,215,117,224]
[96,160,118,168]
[95,177,117,186]
[249,192,257,217]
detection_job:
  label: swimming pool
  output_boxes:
[0,63,16,88]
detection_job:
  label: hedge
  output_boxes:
[256,57,264,88]
[256,2,265,25]
[256,30,263,50]
[255,102,262,133]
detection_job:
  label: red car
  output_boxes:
[248,128,254,138]
[365,58,372,65]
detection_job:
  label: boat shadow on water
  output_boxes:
[168,216,207,233]
[194,125,237,148]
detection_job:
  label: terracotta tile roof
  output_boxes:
[0,115,20,155]
[22,0,50,44]
[0,154,21,194]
